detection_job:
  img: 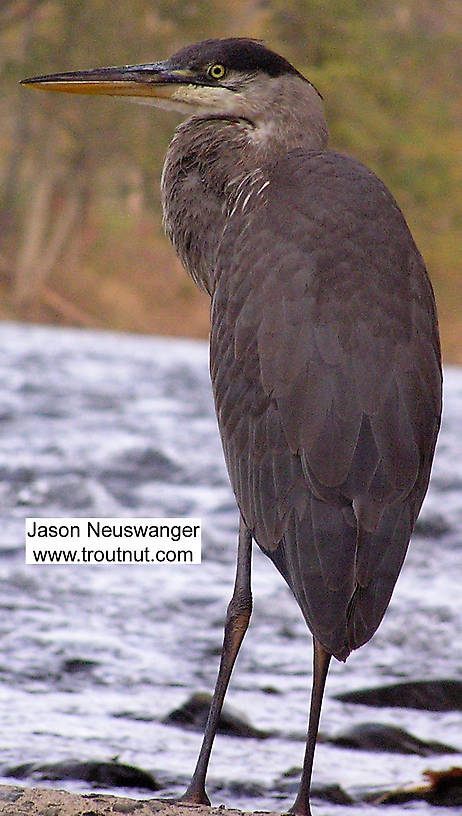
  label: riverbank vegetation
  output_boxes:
[1,1,460,359]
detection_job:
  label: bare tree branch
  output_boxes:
[14,161,60,302]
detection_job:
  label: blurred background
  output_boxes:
[0,0,461,358]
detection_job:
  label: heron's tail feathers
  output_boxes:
[346,502,413,652]
[266,498,413,661]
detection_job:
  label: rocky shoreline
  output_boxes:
[1,686,461,812]
[1,767,462,815]
[0,785,275,816]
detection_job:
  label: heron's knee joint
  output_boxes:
[226,593,253,629]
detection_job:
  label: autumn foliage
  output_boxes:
[1,1,461,359]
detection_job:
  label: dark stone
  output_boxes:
[0,788,23,803]
[329,722,458,755]
[335,679,462,711]
[281,766,303,779]
[424,768,462,807]
[218,780,267,798]
[3,759,160,791]
[102,447,182,484]
[111,801,146,813]
[261,685,281,695]
[2,762,34,779]
[414,514,451,538]
[311,784,354,805]
[279,774,353,805]
[60,657,99,674]
[369,766,462,807]
[163,691,271,738]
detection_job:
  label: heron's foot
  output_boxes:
[287,800,312,816]
[179,782,211,806]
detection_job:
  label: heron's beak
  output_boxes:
[20,61,194,100]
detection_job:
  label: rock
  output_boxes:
[414,514,451,538]
[60,657,99,675]
[329,722,458,755]
[103,447,181,484]
[424,768,462,807]
[0,785,281,816]
[368,766,462,807]
[163,692,270,738]
[278,774,353,805]
[0,788,22,803]
[261,685,281,695]
[311,783,354,805]
[3,760,160,791]
[217,780,267,799]
[335,679,462,711]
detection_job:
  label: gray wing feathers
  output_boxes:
[211,150,441,660]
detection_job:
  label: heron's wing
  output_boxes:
[211,150,441,659]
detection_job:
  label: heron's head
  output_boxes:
[22,38,328,151]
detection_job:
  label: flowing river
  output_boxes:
[0,322,461,814]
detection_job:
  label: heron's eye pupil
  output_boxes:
[208,63,226,80]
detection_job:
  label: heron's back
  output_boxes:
[211,150,441,660]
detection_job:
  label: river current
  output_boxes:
[0,322,460,814]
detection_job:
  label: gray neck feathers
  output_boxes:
[161,78,328,294]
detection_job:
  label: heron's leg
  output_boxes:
[289,637,331,816]
[180,516,253,805]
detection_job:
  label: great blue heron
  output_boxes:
[22,38,442,815]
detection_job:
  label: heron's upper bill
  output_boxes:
[20,63,195,99]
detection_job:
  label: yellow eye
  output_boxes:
[208,63,226,80]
